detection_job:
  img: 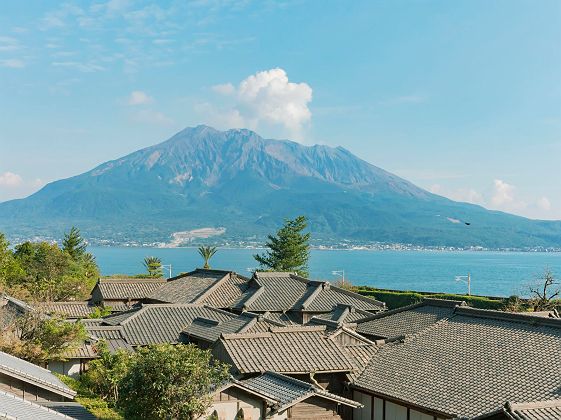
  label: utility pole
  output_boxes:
[455,273,471,296]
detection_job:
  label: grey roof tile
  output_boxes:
[239,371,362,411]
[0,391,73,419]
[39,402,97,420]
[0,350,75,399]
[215,325,357,375]
[96,278,166,300]
[233,272,384,313]
[100,304,239,346]
[355,298,465,339]
[39,302,97,319]
[354,307,561,418]
[147,269,231,304]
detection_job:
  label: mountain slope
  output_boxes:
[1,125,560,248]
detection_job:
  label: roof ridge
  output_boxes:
[507,399,561,410]
[326,283,386,307]
[194,272,236,303]
[268,325,326,333]
[100,277,166,283]
[355,301,426,324]
[454,306,561,328]
[240,285,265,309]
[300,283,323,309]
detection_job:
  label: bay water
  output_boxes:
[90,247,561,298]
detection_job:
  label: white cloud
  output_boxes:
[132,109,173,125]
[0,172,23,187]
[491,179,516,207]
[207,68,313,138]
[537,196,552,211]
[52,61,105,72]
[0,59,25,68]
[211,83,235,95]
[0,36,20,52]
[128,90,153,105]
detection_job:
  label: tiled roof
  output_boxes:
[85,325,135,353]
[198,273,251,308]
[300,283,385,312]
[146,269,232,304]
[0,391,74,420]
[233,272,308,311]
[39,402,97,420]
[238,371,362,411]
[96,278,166,300]
[39,302,97,319]
[0,350,76,399]
[233,272,384,313]
[355,298,465,339]
[473,399,561,420]
[100,304,239,346]
[182,313,255,344]
[215,325,357,375]
[353,307,561,418]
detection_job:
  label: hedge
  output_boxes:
[356,287,505,310]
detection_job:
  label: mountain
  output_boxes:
[1,125,561,248]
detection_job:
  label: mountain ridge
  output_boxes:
[1,125,560,248]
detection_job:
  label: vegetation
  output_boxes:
[356,287,506,310]
[82,342,133,405]
[198,246,218,269]
[72,343,229,420]
[528,268,560,311]
[119,344,230,420]
[0,306,86,364]
[143,256,163,278]
[0,228,99,302]
[254,215,310,277]
[59,374,124,420]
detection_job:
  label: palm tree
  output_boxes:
[143,256,163,277]
[198,246,217,269]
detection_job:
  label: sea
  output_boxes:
[89,247,561,298]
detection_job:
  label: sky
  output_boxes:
[0,0,560,219]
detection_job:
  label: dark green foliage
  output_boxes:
[12,240,98,301]
[62,226,87,260]
[254,216,311,277]
[58,374,123,420]
[198,246,217,269]
[143,256,163,278]
[89,306,112,318]
[357,287,505,310]
[118,344,230,420]
[0,233,24,290]
[82,342,133,404]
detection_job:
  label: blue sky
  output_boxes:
[0,0,560,219]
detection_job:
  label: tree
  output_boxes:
[0,233,24,291]
[62,226,87,260]
[529,268,560,311]
[143,256,163,278]
[12,241,98,301]
[82,341,133,404]
[254,216,310,277]
[0,306,87,364]
[198,246,217,269]
[118,344,230,420]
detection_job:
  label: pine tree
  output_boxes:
[254,216,310,277]
[198,246,217,269]
[143,256,163,278]
[62,226,87,260]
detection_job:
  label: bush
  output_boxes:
[357,287,504,310]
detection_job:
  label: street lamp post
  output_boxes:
[332,270,345,283]
[455,273,471,295]
[162,264,172,279]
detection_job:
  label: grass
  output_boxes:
[57,375,123,420]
